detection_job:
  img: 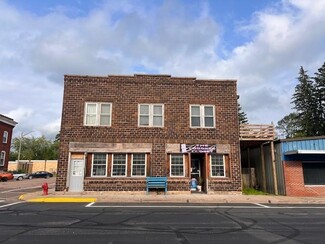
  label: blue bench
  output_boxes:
[146,177,167,194]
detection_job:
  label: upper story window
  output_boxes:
[3,131,8,143]
[84,102,112,126]
[91,153,107,177]
[138,104,164,127]
[190,105,215,128]
[0,151,5,166]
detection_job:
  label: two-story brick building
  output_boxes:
[0,114,17,171]
[56,74,241,193]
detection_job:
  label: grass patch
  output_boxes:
[242,188,268,195]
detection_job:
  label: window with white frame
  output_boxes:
[3,131,8,143]
[0,151,5,166]
[139,104,164,127]
[131,154,146,177]
[210,154,225,177]
[112,154,127,176]
[84,102,112,126]
[170,154,185,177]
[92,153,107,176]
[190,105,215,128]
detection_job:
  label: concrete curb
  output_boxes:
[18,191,325,204]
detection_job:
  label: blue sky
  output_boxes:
[1,0,325,138]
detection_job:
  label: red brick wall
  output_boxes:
[57,74,241,192]
[284,161,325,196]
[0,122,14,171]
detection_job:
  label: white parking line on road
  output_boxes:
[0,201,23,209]
[0,183,55,194]
[254,203,270,208]
[86,204,262,209]
[86,202,95,207]
[85,203,325,209]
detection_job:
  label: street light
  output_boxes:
[17,131,34,165]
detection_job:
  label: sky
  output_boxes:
[1,0,325,139]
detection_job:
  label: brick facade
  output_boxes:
[0,115,17,171]
[56,74,241,193]
[284,161,325,196]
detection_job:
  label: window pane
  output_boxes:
[191,106,200,116]
[191,117,200,127]
[92,165,106,176]
[140,115,149,125]
[87,104,96,113]
[94,153,106,163]
[86,115,96,125]
[100,115,110,126]
[153,105,162,115]
[204,117,214,127]
[204,106,213,116]
[101,104,110,114]
[140,105,149,115]
[153,116,162,126]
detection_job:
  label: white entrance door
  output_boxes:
[69,159,85,192]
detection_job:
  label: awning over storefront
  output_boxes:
[284,150,325,155]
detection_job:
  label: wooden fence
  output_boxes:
[240,124,275,141]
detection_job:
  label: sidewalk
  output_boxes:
[19,188,325,204]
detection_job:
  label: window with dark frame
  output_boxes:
[0,151,5,166]
[303,162,325,185]
[3,131,8,143]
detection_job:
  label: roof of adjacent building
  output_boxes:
[0,114,18,127]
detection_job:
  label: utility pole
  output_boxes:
[17,131,33,165]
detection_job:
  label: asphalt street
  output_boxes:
[1,202,325,244]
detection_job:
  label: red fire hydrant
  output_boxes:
[42,182,48,195]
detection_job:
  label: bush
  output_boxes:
[242,188,268,195]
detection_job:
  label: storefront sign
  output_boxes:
[181,144,216,153]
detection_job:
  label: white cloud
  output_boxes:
[1,0,325,138]
[6,107,34,123]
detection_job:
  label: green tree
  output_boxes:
[10,136,59,161]
[238,101,248,124]
[291,66,317,136]
[276,112,303,138]
[313,62,325,135]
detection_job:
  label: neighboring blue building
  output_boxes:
[241,136,325,196]
[281,136,325,196]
